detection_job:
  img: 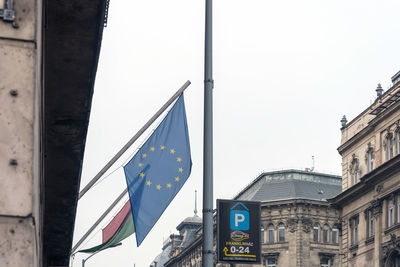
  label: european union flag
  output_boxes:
[124,94,192,246]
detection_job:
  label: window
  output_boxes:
[350,217,359,246]
[387,134,394,160]
[388,199,395,227]
[350,157,359,185]
[261,226,265,243]
[367,210,374,238]
[397,131,400,155]
[397,195,400,224]
[313,223,320,242]
[353,166,359,184]
[322,225,329,243]
[332,228,338,244]
[367,149,374,172]
[320,258,331,267]
[267,225,274,243]
[352,223,358,245]
[278,224,285,242]
[267,258,277,267]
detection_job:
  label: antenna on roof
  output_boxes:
[194,190,198,216]
[310,156,315,172]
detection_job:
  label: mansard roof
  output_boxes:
[234,169,342,202]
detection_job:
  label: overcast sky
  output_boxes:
[72,1,400,266]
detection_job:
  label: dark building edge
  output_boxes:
[42,0,108,266]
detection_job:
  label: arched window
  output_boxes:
[267,224,274,243]
[278,223,285,242]
[322,224,330,243]
[332,228,339,244]
[313,223,320,242]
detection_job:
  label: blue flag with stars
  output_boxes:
[124,94,192,246]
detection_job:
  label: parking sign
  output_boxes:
[230,203,249,230]
[217,199,261,264]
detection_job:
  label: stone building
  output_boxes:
[330,70,400,267]
[1,0,107,266]
[150,214,202,267]
[154,170,342,267]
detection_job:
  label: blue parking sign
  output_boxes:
[229,203,249,230]
[217,199,261,264]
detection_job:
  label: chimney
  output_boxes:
[376,83,383,97]
[340,115,347,129]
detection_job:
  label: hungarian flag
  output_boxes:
[78,201,134,253]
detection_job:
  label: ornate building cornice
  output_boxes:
[382,234,400,265]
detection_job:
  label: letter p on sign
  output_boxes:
[230,210,249,230]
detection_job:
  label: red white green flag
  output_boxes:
[78,201,135,253]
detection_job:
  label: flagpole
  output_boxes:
[203,0,213,265]
[71,188,128,254]
[78,80,191,200]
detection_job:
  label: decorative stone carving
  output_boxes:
[287,218,298,233]
[382,234,400,265]
[376,185,383,193]
[349,155,360,175]
[263,252,280,264]
[383,129,393,150]
[301,217,312,233]
[333,222,342,233]
[371,199,383,217]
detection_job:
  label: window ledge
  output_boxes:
[365,236,374,245]
[384,223,400,235]
[349,244,359,251]
[311,241,339,246]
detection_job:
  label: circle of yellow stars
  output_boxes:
[137,145,184,191]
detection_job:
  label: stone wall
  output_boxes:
[0,0,41,266]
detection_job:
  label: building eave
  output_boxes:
[340,79,400,131]
[329,154,400,207]
[338,100,400,156]
[42,0,107,266]
[233,169,341,200]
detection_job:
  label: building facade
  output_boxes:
[330,70,400,267]
[1,0,107,266]
[155,170,342,267]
